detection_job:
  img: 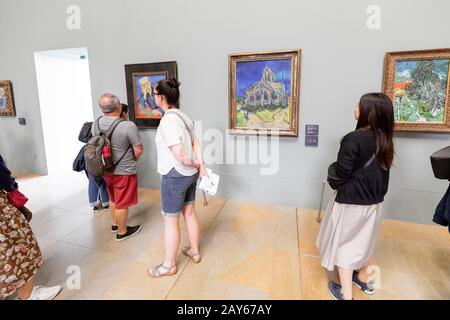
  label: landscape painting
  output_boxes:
[125,61,177,129]
[383,49,450,132]
[229,50,301,136]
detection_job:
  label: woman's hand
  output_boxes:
[199,165,209,179]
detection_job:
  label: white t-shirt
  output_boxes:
[155,109,198,176]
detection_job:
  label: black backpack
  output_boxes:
[78,122,93,143]
[83,117,130,176]
[72,122,92,174]
[73,145,86,172]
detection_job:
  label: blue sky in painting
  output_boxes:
[395,61,417,74]
[395,59,450,82]
[236,59,291,97]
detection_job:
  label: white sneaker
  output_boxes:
[27,285,62,300]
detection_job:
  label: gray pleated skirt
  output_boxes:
[315,192,383,271]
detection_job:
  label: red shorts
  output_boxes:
[103,174,138,209]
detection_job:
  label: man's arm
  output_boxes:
[127,123,143,161]
[133,143,144,161]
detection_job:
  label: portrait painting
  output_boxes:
[125,61,177,129]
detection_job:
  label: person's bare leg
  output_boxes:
[17,278,34,300]
[182,203,200,254]
[163,216,180,267]
[110,202,117,227]
[116,208,129,235]
[357,265,371,283]
[338,267,353,300]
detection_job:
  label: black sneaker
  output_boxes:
[93,205,102,213]
[111,225,118,233]
[116,225,142,242]
[103,205,110,210]
[352,271,374,295]
[328,281,345,300]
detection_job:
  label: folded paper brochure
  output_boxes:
[198,168,219,196]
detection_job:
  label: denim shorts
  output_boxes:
[161,168,199,217]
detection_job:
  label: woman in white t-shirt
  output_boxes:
[148,78,208,277]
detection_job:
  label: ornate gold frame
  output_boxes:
[228,49,301,137]
[0,80,16,116]
[382,48,450,132]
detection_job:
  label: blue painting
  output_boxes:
[235,58,292,129]
[132,73,166,119]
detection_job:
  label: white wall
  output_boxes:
[0,0,449,224]
[34,48,93,175]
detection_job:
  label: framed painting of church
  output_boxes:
[0,80,16,116]
[228,50,301,137]
[125,61,177,129]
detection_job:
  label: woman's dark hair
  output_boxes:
[155,77,180,108]
[356,93,395,170]
[120,103,128,118]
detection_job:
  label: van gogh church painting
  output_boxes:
[383,49,450,132]
[229,50,301,136]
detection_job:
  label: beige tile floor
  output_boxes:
[9,174,450,300]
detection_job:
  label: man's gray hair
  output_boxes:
[99,93,120,114]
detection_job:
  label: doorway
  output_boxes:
[34,47,93,175]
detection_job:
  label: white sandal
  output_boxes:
[182,247,202,263]
[147,263,177,278]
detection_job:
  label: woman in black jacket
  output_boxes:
[316,93,395,300]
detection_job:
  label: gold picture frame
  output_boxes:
[0,80,16,116]
[383,48,450,132]
[228,49,301,137]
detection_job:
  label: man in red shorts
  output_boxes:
[93,93,144,241]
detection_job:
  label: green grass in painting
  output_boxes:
[394,96,444,122]
[283,107,290,124]
[236,111,247,127]
[256,108,282,123]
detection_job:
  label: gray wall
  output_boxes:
[1,0,449,224]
